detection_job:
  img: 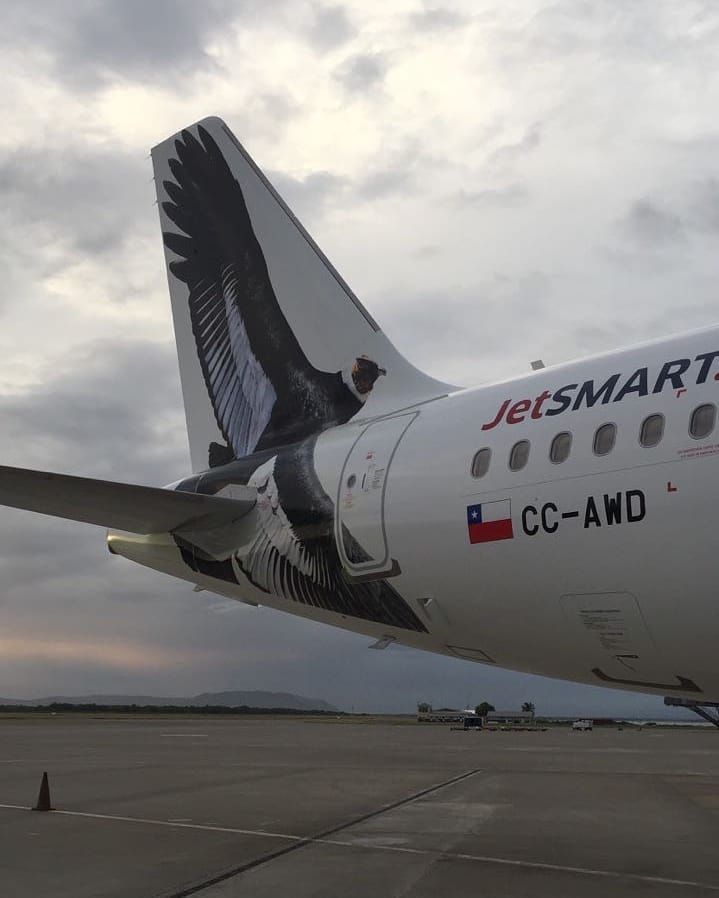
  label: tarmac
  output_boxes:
[0,717,718,897]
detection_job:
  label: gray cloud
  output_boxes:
[608,179,719,273]
[334,52,388,92]
[0,339,187,484]
[451,183,529,209]
[220,94,304,150]
[411,244,442,260]
[486,123,542,171]
[304,5,355,51]
[526,1,719,64]
[0,514,106,593]
[407,8,470,31]
[685,178,719,233]
[1,0,255,90]
[376,270,553,386]
[271,159,416,219]
[271,170,349,222]
[614,180,719,264]
[623,198,685,245]
[0,146,149,259]
[355,167,414,200]
[0,335,206,694]
[0,141,162,323]
[253,93,301,125]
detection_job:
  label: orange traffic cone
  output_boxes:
[32,771,54,811]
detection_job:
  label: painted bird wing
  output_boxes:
[161,126,318,458]
[235,445,426,633]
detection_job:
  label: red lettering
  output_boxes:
[507,399,532,424]
[531,390,551,419]
[482,399,511,431]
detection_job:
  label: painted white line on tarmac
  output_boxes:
[0,804,298,840]
[318,837,719,892]
[0,801,717,891]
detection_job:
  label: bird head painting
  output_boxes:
[345,356,387,400]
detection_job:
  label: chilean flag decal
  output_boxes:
[467,500,514,544]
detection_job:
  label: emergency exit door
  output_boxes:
[335,413,418,580]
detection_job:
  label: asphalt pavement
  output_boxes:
[0,717,717,897]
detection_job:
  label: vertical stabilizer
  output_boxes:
[152,117,453,472]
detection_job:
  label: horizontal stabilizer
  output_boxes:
[0,465,255,535]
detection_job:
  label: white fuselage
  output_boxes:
[110,325,719,702]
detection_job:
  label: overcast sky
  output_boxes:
[0,0,716,715]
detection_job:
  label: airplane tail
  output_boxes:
[151,116,454,473]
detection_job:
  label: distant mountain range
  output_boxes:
[0,690,337,712]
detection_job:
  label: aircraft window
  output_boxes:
[639,414,664,448]
[509,440,530,471]
[593,423,616,456]
[690,403,716,439]
[471,447,491,478]
[549,432,572,464]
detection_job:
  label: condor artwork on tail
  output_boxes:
[160,124,426,633]
[1,115,719,717]
[162,126,387,467]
